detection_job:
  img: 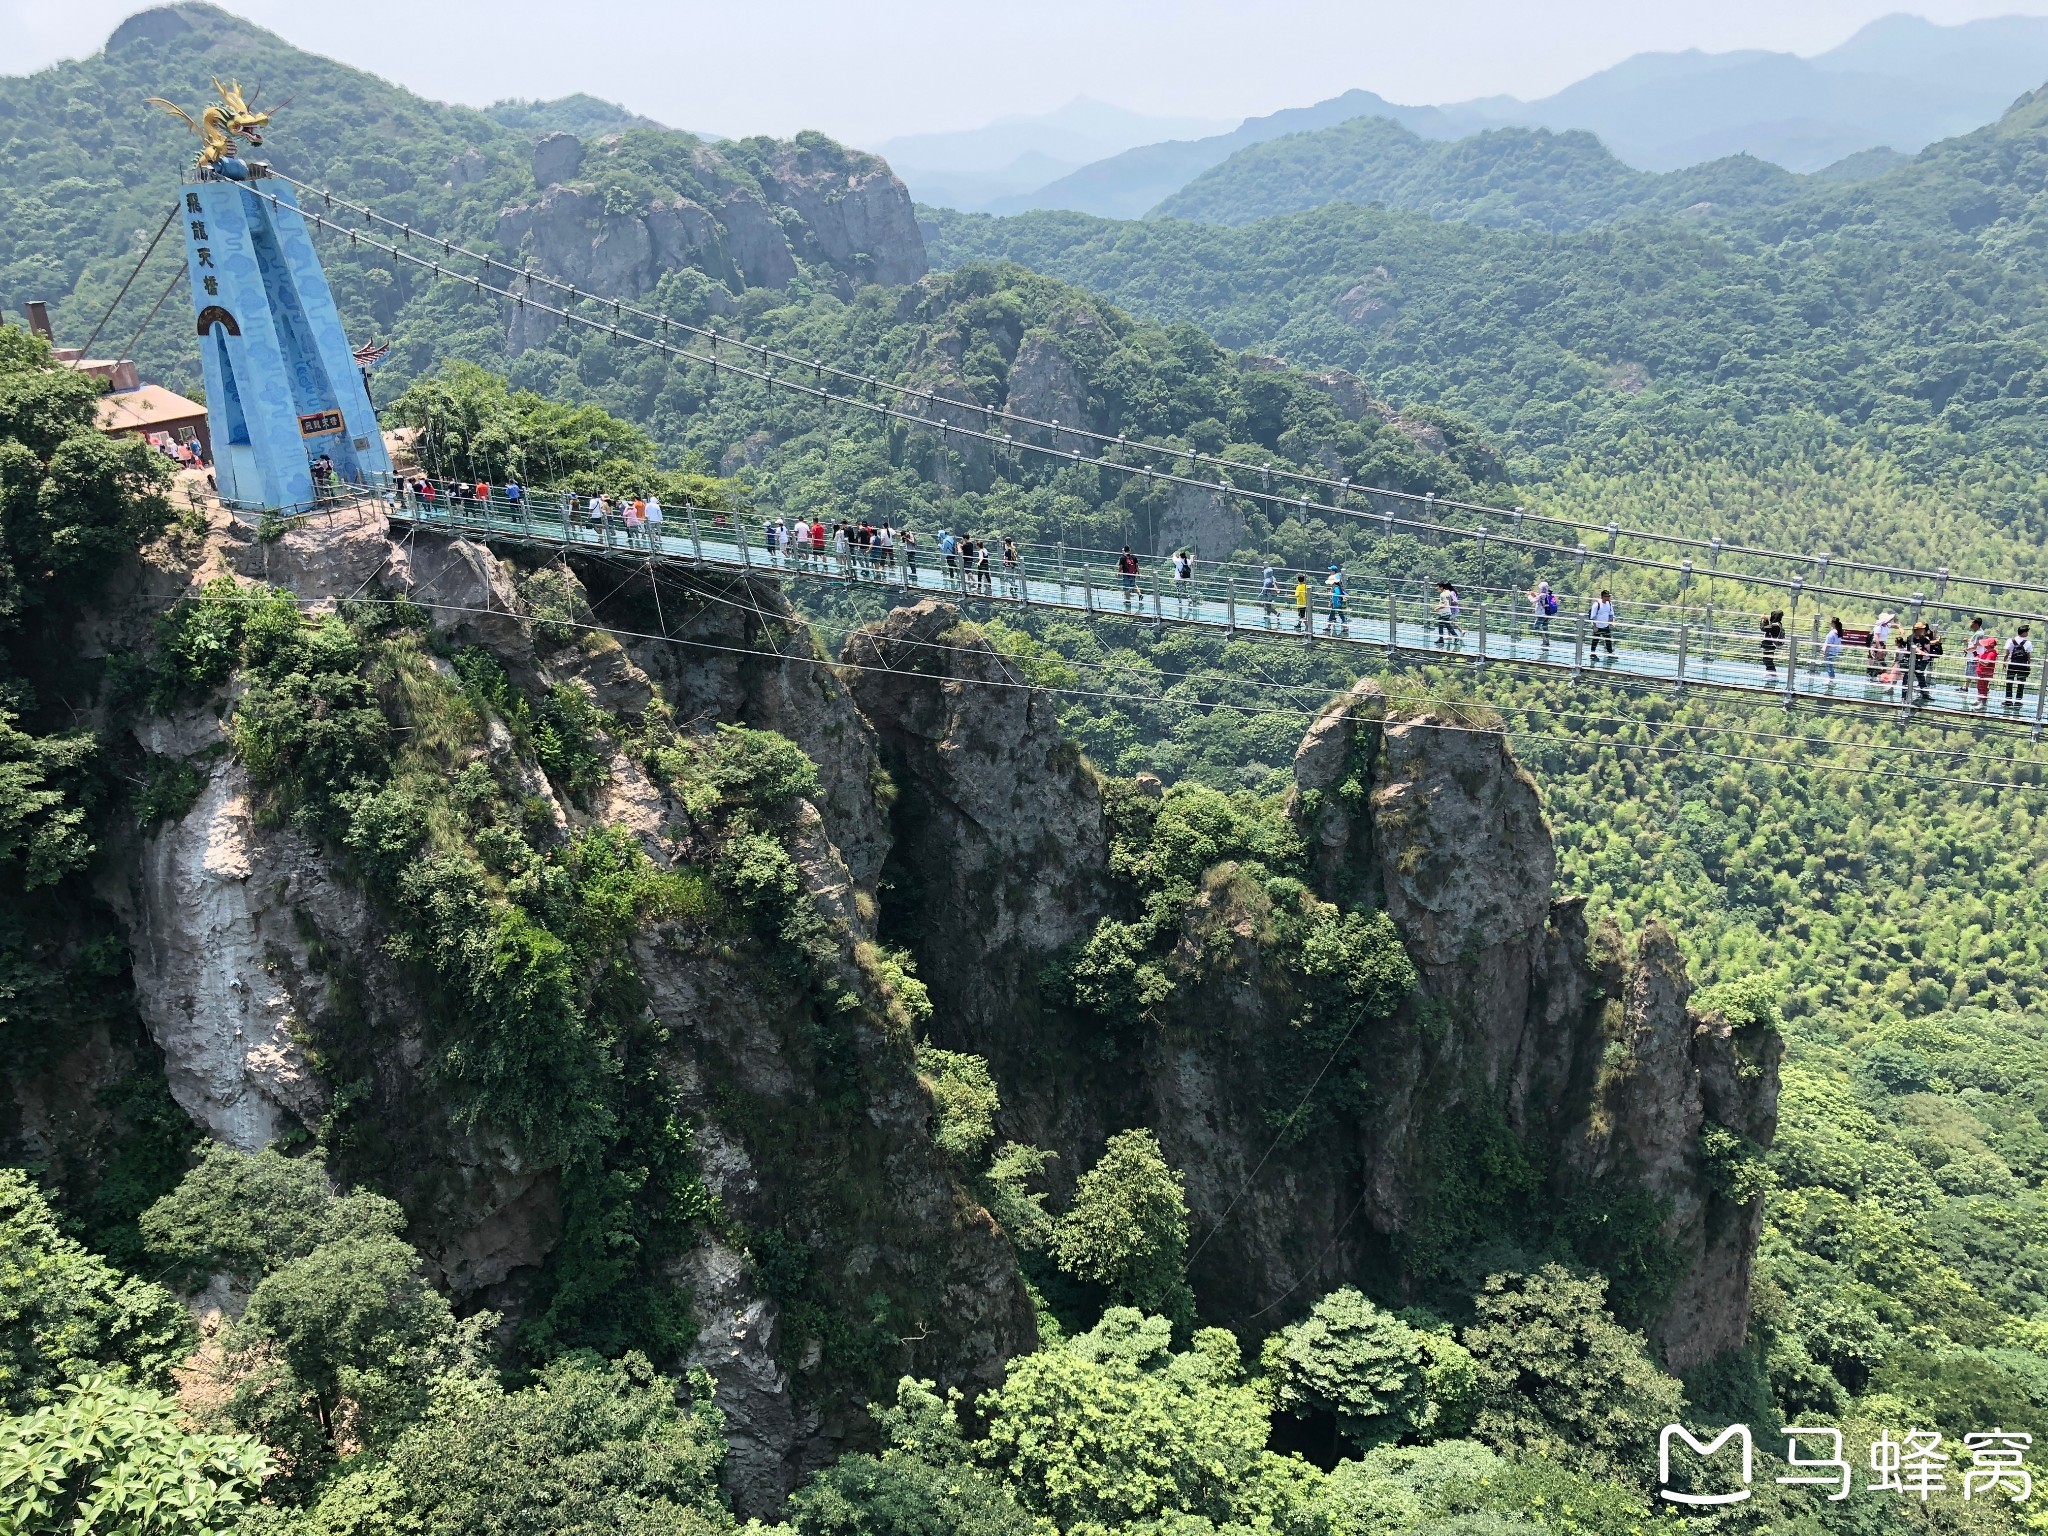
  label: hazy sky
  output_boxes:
[6,0,2048,144]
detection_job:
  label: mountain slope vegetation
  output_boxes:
[6,9,2048,1536]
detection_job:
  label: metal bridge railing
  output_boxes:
[367,484,2046,735]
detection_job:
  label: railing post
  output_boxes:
[1017,558,1027,605]
[1226,577,1237,634]
[1085,565,1096,615]
[2034,661,2045,738]
[1387,590,1398,652]
[561,494,570,544]
[1058,541,1067,604]
[1676,623,1689,685]
[689,504,702,562]
[1784,632,1798,699]
[1701,604,1714,678]
[1475,601,1487,663]
[1151,574,1162,628]
[740,525,751,570]
[1573,615,1586,675]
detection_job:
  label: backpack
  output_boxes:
[1541,591,1559,616]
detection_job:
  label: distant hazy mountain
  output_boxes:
[960,11,2048,219]
[878,97,1230,211]
[1475,13,2048,171]
[980,89,1463,219]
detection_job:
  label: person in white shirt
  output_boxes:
[644,494,664,549]
[2006,623,2034,709]
[1589,590,1616,657]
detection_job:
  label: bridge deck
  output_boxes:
[385,499,2046,735]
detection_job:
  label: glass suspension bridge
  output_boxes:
[226,171,2048,744]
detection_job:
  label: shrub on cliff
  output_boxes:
[1051,1129,1196,1330]
[0,1169,191,1414]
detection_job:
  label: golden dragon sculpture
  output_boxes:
[147,79,271,168]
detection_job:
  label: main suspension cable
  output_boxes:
[266,168,2048,611]
[262,180,2048,637]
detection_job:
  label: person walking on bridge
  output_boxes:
[1759,610,1785,679]
[1260,563,1278,625]
[1822,617,1844,688]
[1529,581,1558,646]
[1590,590,1616,659]
[940,529,958,585]
[1435,582,1462,647]
[975,540,994,597]
[1119,547,1140,611]
[1972,625,2000,708]
[1909,621,1937,703]
[902,528,919,582]
[1325,568,1348,636]
[1003,537,1021,597]
[1173,550,1193,615]
[2005,624,2034,708]
[645,494,663,550]
[1294,573,1310,633]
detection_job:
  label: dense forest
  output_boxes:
[7,6,2048,1535]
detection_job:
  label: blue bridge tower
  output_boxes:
[178,170,391,511]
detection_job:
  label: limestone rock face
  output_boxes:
[227,502,394,604]
[748,142,928,287]
[1569,925,1784,1368]
[531,130,585,187]
[496,131,924,351]
[1152,482,1244,563]
[388,534,530,654]
[842,599,1111,1025]
[1003,333,1088,446]
[851,629,1777,1364]
[119,762,350,1149]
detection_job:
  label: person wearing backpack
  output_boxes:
[2005,624,2034,708]
[1589,590,1616,658]
[1529,581,1558,646]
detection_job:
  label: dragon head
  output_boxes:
[148,78,273,165]
[208,79,270,149]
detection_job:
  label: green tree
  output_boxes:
[144,1147,492,1489]
[0,1168,191,1414]
[977,1308,1278,1530]
[1050,1128,1195,1329]
[277,1354,732,1536]
[140,1142,403,1285]
[1261,1287,1431,1452]
[787,1378,1035,1536]
[1462,1265,1685,1484]
[0,1376,268,1536]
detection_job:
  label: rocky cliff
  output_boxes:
[497,129,927,350]
[854,627,1779,1370]
[47,508,1776,1514]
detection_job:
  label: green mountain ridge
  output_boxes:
[1146,116,1900,231]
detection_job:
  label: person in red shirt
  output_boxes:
[1118,547,1139,612]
